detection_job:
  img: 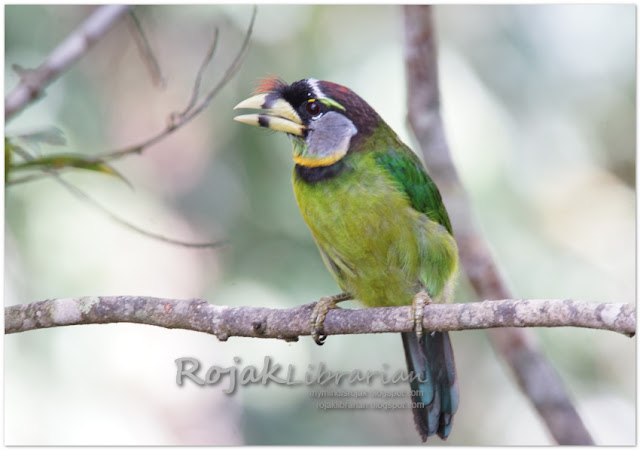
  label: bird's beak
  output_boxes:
[234,93,306,137]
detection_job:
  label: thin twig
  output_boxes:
[127,9,166,88]
[7,168,227,248]
[7,5,256,171]
[179,27,220,116]
[181,6,256,123]
[100,5,257,162]
[403,5,596,445]
[52,174,228,249]
[5,297,635,338]
[5,5,131,121]
[6,7,256,248]
[8,134,226,248]
[5,172,49,185]
[6,12,252,184]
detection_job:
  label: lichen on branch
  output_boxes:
[5,296,636,339]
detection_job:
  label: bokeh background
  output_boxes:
[5,4,635,445]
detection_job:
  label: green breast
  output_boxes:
[293,152,458,307]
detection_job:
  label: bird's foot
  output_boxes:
[310,292,352,345]
[410,290,432,339]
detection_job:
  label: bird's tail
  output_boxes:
[401,331,459,441]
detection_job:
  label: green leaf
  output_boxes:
[11,154,132,187]
[5,138,13,181]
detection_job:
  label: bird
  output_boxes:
[234,77,459,441]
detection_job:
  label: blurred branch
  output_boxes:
[52,174,229,249]
[100,5,257,162]
[6,6,257,178]
[127,9,166,88]
[6,134,227,248]
[6,297,636,338]
[179,27,220,116]
[5,7,256,249]
[5,5,131,121]
[403,5,596,445]
[8,171,227,247]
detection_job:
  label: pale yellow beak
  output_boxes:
[233,93,306,137]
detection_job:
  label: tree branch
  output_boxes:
[5,5,131,121]
[126,10,166,89]
[6,6,257,174]
[51,173,229,249]
[5,297,635,339]
[99,5,257,162]
[5,8,257,249]
[403,5,600,445]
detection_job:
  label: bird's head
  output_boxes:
[234,77,383,168]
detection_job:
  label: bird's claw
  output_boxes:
[310,295,339,345]
[411,291,432,339]
[310,292,352,345]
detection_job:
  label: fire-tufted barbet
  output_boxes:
[234,77,459,441]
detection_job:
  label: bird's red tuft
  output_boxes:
[254,75,287,94]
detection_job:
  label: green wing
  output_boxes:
[375,148,453,235]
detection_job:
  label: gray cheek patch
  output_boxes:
[307,111,357,158]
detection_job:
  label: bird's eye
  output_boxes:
[306,100,321,116]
